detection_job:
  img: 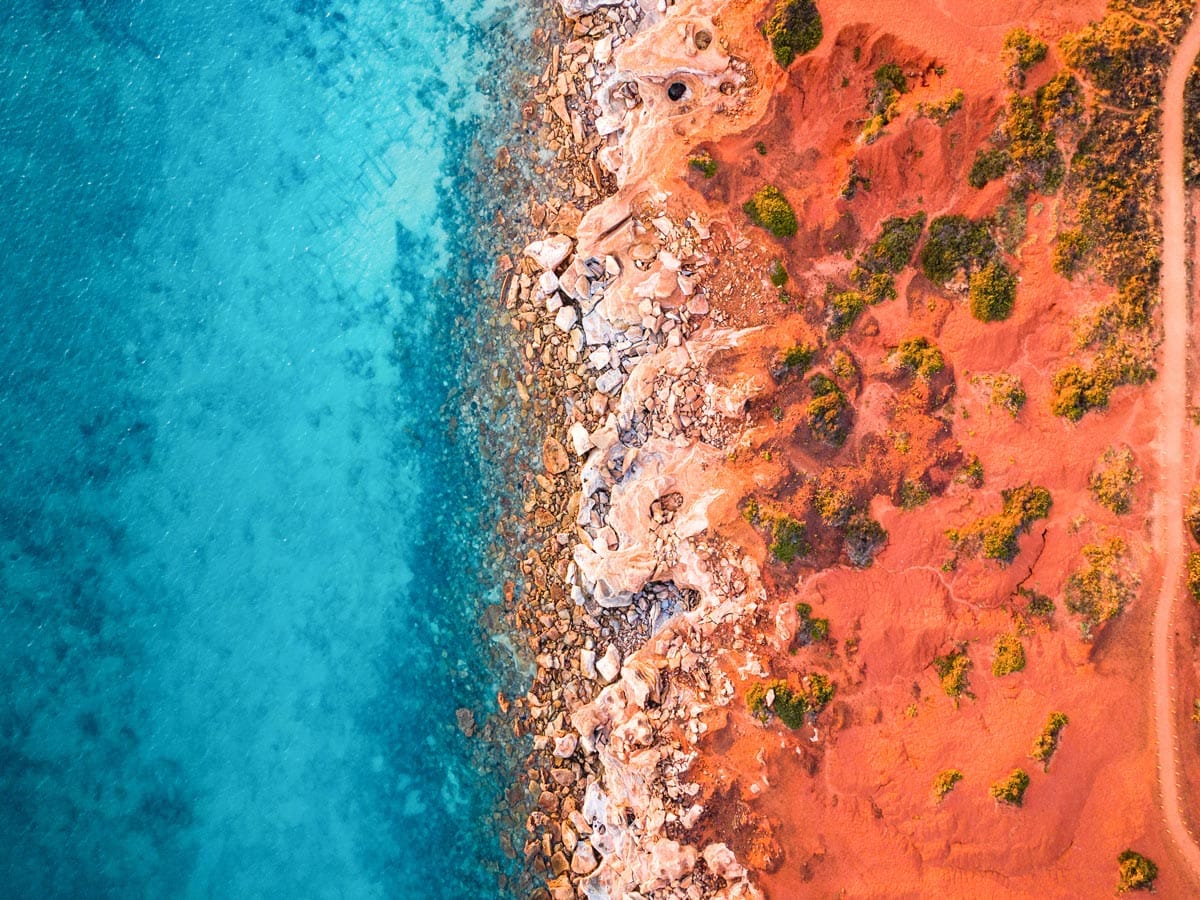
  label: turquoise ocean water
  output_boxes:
[0,1,539,896]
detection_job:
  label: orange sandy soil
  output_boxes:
[637,0,1200,895]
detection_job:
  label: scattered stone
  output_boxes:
[525,234,574,271]
[569,422,592,456]
[553,733,579,758]
[570,842,598,875]
[596,643,621,683]
[543,436,570,475]
[554,305,578,332]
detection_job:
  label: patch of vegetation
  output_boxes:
[843,513,887,567]
[769,259,789,286]
[933,646,972,698]
[1089,446,1141,514]
[1116,849,1158,892]
[961,455,984,488]
[975,372,1026,417]
[989,768,1030,806]
[969,260,1017,322]
[968,148,1010,189]
[755,140,768,156]
[827,289,867,338]
[830,349,857,383]
[769,515,810,563]
[744,184,798,237]
[1037,71,1085,129]
[948,483,1052,563]
[862,62,910,143]
[1030,711,1069,769]
[765,0,823,68]
[1019,586,1056,621]
[898,478,931,510]
[1002,28,1048,86]
[1188,551,1200,602]
[688,152,718,178]
[859,212,926,274]
[1060,13,1166,110]
[1050,363,1113,421]
[920,214,996,284]
[794,601,831,644]
[895,336,945,379]
[806,379,851,445]
[991,633,1026,677]
[1109,0,1193,42]
[932,769,963,801]
[1065,537,1138,637]
[782,342,817,373]
[1052,228,1092,279]
[918,89,965,125]
[746,674,834,728]
[1001,93,1065,197]
[1185,487,1200,542]
[813,481,853,527]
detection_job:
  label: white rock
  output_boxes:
[588,346,611,370]
[593,35,613,64]
[569,422,592,456]
[553,733,579,758]
[595,369,624,395]
[571,841,598,875]
[546,291,563,313]
[559,0,621,15]
[595,114,624,136]
[538,270,559,295]
[555,305,578,332]
[703,843,747,881]
[580,647,598,679]
[524,233,573,271]
[596,644,621,683]
[686,294,709,316]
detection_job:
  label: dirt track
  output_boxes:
[1153,9,1200,878]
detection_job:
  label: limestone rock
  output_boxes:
[524,234,573,271]
[553,732,579,758]
[570,841,598,875]
[596,643,621,683]
[569,421,592,457]
[554,305,578,332]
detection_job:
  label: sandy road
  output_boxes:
[1153,9,1200,878]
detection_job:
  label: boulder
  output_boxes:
[554,305,578,332]
[542,436,570,475]
[596,644,621,683]
[524,233,573,271]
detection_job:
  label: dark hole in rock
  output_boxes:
[719,81,736,95]
[694,29,712,50]
[667,82,687,101]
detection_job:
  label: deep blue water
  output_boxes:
[0,1,536,896]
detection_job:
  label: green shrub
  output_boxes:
[769,259,789,286]
[989,769,1030,806]
[1116,850,1158,892]
[844,513,887,567]
[1037,71,1084,128]
[969,261,1017,322]
[1052,229,1092,278]
[961,454,985,488]
[919,89,965,125]
[933,769,963,801]
[1186,488,1200,543]
[861,212,926,274]
[1050,364,1112,421]
[783,342,817,372]
[744,184,798,237]
[1020,586,1056,620]
[755,140,768,155]
[1060,13,1166,109]
[1003,28,1048,79]
[828,289,867,337]
[968,148,1010,189]
[920,214,996,283]
[746,675,834,727]
[689,153,718,178]
[807,389,851,446]
[898,478,931,510]
[1002,94,1065,196]
[766,0,823,67]
[873,62,907,95]
[1188,551,1200,601]
[814,482,853,526]
[1065,537,1138,635]
[933,647,972,698]
[992,633,1026,676]
[862,272,896,305]
[975,372,1026,417]
[795,602,831,644]
[769,515,810,563]
[1089,446,1141,514]
[896,336,945,379]
[1031,711,1069,769]
[949,483,1051,563]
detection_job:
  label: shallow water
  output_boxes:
[0,1,538,896]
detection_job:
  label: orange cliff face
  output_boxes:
[615,0,1188,896]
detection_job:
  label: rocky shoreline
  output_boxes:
[499,1,781,896]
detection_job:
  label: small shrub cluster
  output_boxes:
[782,342,817,373]
[1001,93,1065,197]
[1060,13,1165,110]
[960,455,985,488]
[744,184,798,237]
[769,259,789,286]
[932,769,963,801]
[974,372,1026,417]
[933,646,972,698]
[827,289,867,337]
[814,482,854,526]
[858,212,927,275]
[746,674,834,728]
[806,374,851,445]
[898,478,931,510]
[1186,487,1200,542]
[688,152,718,178]
[1002,28,1048,86]
[1065,537,1138,637]
[861,62,910,142]
[1019,586,1056,621]
[843,513,887,567]
[766,0,823,68]
[769,515,810,563]
[794,601,831,644]
[1050,363,1113,421]
[1088,446,1141,514]
[1052,228,1092,279]
[917,89,965,125]
[991,633,1026,677]
[895,336,945,379]
[920,214,996,284]
[989,768,1030,806]
[1188,551,1200,602]
[1030,711,1069,769]
[968,149,1010,189]
[1116,849,1158,892]
[948,483,1052,563]
[969,260,1017,322]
